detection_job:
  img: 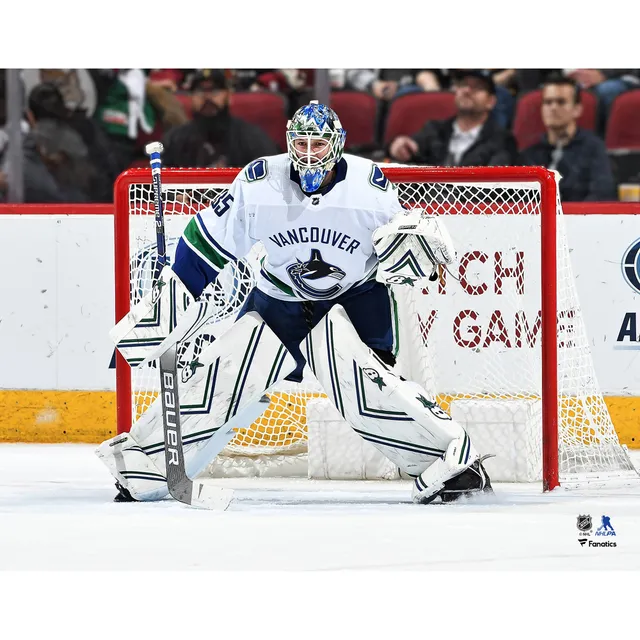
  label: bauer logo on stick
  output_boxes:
[162,371,180,467]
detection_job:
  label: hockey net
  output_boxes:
[114,166,637,488]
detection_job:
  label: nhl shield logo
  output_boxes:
[577,515,593,533]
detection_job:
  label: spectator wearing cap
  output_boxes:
[387,70,517,167]
[28,82,120,202]
[162,69,279,169]
[518,74,616,202]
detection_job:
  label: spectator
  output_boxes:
[22,69,97,116]
[518,74,616,202]
[23,119,93,203]
[92,69,158,172]
[387,70,517,167]
[564,69,640,134]
[162,69,279,169]
[28,83,119,202]
[91,69,188,172]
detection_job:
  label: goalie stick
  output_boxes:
[145,141,233,510]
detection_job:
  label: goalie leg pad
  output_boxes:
[302,305,473,478]
[97,312,296,500]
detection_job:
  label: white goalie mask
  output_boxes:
[286,100,346,193]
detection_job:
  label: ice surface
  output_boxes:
[1,444,639,570]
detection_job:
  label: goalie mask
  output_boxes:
[287,100,346,193]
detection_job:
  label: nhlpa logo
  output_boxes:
[286,249,346,299]
[595,515,616,536]
[622,238,640,294]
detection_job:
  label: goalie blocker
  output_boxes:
[303,305,492,504]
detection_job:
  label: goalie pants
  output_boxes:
[236,281,394,382]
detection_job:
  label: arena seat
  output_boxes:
[329,91,379,149]
[605,90,640,184]
[605,90,640,150]
[383,92,456,146]
[512,89,598,151]
[172,91,288,151]
[229,92,288,151]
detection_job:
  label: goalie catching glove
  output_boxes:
[372,209,455,286]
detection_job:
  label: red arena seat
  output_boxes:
[329,91,378,148]
[229,92,289,151]
[383,92,456,146]
[513,89,598,151]
[605,89,640,150]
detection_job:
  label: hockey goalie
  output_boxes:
[97,101,492,506]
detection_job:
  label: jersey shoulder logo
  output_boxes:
[245,158,268,182]
[286,249,346,300]
[369,164,389,191]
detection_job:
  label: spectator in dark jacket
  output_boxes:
[23,121,92,203]
[519,74,616,202]
[162,69,279,169]
[387,70,517,167]
[28,82,119,202]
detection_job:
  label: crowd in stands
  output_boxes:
[1,68,640,204]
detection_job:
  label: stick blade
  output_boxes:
[191,482,234,510]
[168,478,233,510]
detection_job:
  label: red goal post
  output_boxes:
[112,164,588,491]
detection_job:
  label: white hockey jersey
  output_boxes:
[174,153,406,301]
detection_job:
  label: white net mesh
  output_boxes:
[119,169,636,485]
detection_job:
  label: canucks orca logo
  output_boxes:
[622,238,640,294]
[286,249,346,299]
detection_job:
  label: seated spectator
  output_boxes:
[564,69,640,134]
[92,69,158,172]
[518,74,616,202]
[162,69,279,169]
[28,83,119,202]
[387,70,517,167]
[23,119,93,203]
[91,69,188,172]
